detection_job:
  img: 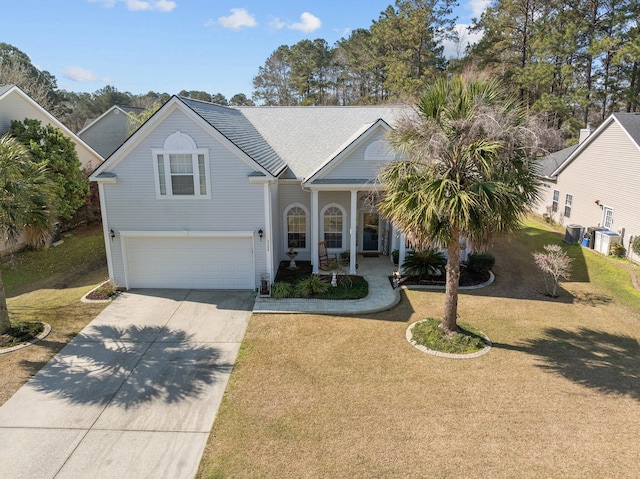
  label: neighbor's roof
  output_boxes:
[545,112,640,179]
[613,112,640,148]
[0,84,14,97]
[236,106,408,179]
[539,144,578,178]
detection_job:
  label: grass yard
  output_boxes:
[0,225,109,406]
[197,217,640,479]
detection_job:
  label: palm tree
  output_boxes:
[0,133,55,334]
[379,75,559,334]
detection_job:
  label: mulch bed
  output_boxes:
[395,269,490,287]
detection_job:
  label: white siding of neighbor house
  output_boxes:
[102,108,267,287]
[322,127,392,181]
[0,90,101,171]
[539,120,640,260]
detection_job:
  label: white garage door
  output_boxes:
[124,236,254,289]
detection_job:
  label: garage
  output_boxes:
[122,233,255,289]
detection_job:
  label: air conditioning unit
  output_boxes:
[594,230,620,255]
[565,224,584,244]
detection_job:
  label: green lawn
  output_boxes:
[0,225,109,405]
[197,217,640,479]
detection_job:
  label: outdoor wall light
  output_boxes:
[110,229,116,239]
[258,229,264,240]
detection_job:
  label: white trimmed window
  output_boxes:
[321,204,346,249]
[284,204,309,250]
[552,190,559,212]
[564,194,573,218]
[602,206,614,229]
[152,132,210,199]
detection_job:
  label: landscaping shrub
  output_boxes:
[533,244,572,297]
[391,249,399,265]
[609,243,626,257]
[411,318,487,354]
[402,249,447,279]
[271,281,293,299]
[631,236,640,256]
[467,252,495,274]
[340,250,350,265]
[295,275,330,297]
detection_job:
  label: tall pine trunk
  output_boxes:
[0,272,10,334]
[442,236,461,334]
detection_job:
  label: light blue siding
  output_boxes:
[323,127,392,181]
[103,108,268,287]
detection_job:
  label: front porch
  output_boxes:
[254,255,399,314]
[305,187,405,276]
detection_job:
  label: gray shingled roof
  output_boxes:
[613,112,640,148]
[179,97,286,176]
[0,84,15,96]
[236,106,408,179]
[539,144,578,178]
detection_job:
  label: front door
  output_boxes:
[362,213,380,251]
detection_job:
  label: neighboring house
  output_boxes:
[78,105,145,159]
[0,84,103,171]
[536,113,640,262]
[91,96,418,290]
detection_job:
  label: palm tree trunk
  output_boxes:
[0,272,10,334]
[442,237,461,334]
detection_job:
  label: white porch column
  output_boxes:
[349,190,357,274]
[398,232,407,274]
[263,182,273,281]
[311,189,319,274]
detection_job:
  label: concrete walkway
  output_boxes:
[254,255,400,314]
[0,289,254,479]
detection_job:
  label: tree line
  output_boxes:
[253,0,640,137]
[2,0,640,139]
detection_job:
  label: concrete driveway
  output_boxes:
[0,289,255,479]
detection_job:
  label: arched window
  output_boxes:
[322,204,345,249]
[152,131,210,199]
[284,204,308,249]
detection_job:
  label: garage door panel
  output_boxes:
[125,236,254,289]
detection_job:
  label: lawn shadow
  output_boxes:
[495,327,640,401]
[19,325,230,408]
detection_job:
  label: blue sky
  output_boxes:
[1,0,487,100]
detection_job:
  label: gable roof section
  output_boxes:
[0,84,14,97]
[91,96,277,179]
[303,119,393,185]
[77,105,144,136]
[237,105,407,179]
[180,97,286,176]
[549,112,640,178]
[539,144,578,178]
[0,84,103,169]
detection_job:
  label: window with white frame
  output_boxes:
[322,204,345,249]
[564,194,573,218]
[284,204,308,249]
[152,132,210,199]
[602,206,614,229]
[552,190,559,212]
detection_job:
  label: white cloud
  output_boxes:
[288,12,321,33]
[468,0,490,19]
[88,0,176,12]
[63,66,110,83]
[268,16,286,31]
[441,24,484,59]
[218,8,257,29]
